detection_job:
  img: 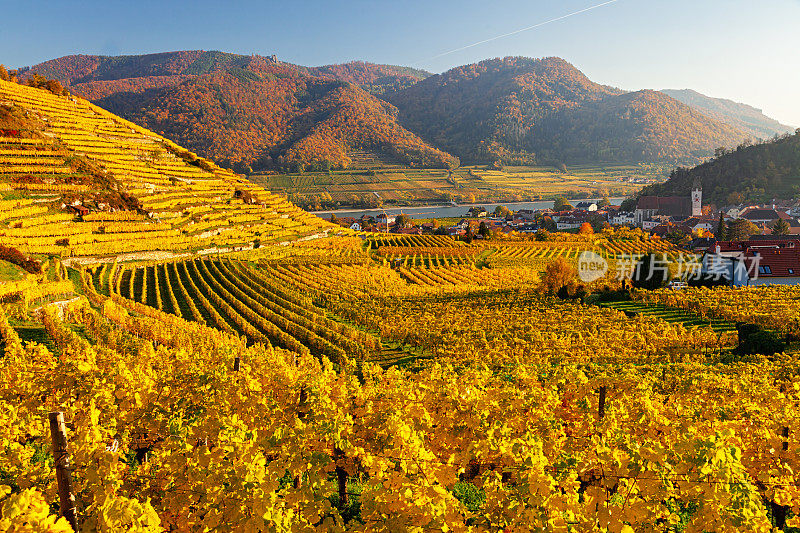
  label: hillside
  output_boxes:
[23,51,429,96]
[3,228,799,530]
[662,88,795,139]
[22,52,769,175]
[0,76,330,259]
[529,89,746,163]
[301,61,431,94]
[19,51,456,172]
[384,56,620,163]
[637,130,800,204]
[1,73,799,532]
[385,56,749,166]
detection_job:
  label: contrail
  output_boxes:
[411,0,621,66]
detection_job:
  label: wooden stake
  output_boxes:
[772,500,788,530]
[233,356,240,371]
[334,447,348,507]
[782,427,789,452]
[598,386,607,420]
[48,412,78,532]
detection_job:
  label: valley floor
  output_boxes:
[248,162,665,210]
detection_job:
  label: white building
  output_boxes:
[642,219,660,231]
[376,213,396,225]
[692,222,714,233]
[723,206,742,219]
[612,212,635,226]
[556,220,582,231]
[691,186,702,217]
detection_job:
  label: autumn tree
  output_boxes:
[24,73,69,96]
[631,253,673,290]
[541,257,576,295]
[494,205,512,218]
[553,197,573,211]
[540,216,557,232]
[478,221,491,239]
[578,222,594,235]
[726,218,760,241]
[772,218,790,235]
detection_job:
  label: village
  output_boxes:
[327,186,800,286]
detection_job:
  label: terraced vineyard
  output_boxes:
[250,163,657,209]
[637,285,800,337]
[6,231,800,531]
[0,78,331,259]
[100,258,382,361]
[366,234,470,249]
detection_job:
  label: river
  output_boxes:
[310,198,625,220]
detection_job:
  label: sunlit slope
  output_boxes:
[0,78,330,258]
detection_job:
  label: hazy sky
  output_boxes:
[3,0,799,126]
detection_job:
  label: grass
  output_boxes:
[0,260,25,282]
[14,324,57,353]
[598,300,737,334]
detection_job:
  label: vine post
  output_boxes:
[48,411,79,532]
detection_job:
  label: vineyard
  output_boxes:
[249,163,654,209]
[3,78,800,532]
[634,285,800,337]
[3,235,800,531]
[0,78,331,259]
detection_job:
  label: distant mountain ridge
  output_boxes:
[17,51,779,173]
[661,89,795,140]
[21,51,429,96]
[528,89,747,163]
[19,51,456,172]
[384,56,748,166]
[383,56,623,163]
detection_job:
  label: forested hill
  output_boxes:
[20,52,763,172]
[300,62,431,94]
[383,56,621,163]
[21,51,428,96]
[528,89,746,164]
[662,89,795,140]
[384,56,748,166]
[19,51,456,172]
[637,131,800,205]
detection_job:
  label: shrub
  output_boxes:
[592,287,631,303]
[452,481,485,514]
[736,323,785,356]
[631,253,672,291]
[0,245,41,274]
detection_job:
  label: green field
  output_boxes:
[247,159,670,209]
[0,260,25,282]
[598,300,737,334]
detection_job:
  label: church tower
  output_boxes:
[691,186,702,217]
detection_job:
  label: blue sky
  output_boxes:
[3,0,799,126]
